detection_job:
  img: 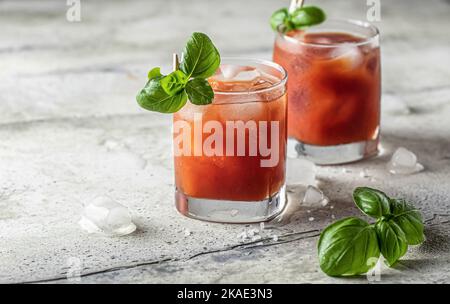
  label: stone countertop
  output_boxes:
[0,0,449,284]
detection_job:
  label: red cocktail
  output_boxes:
[273,20,381,164]
[174,58,287,223]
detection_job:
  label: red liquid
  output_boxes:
[273,31,381,146]
[173,68,287,201]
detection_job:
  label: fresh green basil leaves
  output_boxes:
[318,187,425,277]
[136,32,220,113]
[390,199,425,245]
[180,33,221,79]
[376,219,408,266]
[353,187,390,219]
[270,6,326,33]
[318,217,380,276]
[136,77,188,113]
[185,78,214,106]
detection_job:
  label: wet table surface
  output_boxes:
[0,0,449,283]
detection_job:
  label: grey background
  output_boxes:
[0,0,449,283]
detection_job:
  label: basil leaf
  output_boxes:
[270,8,289,31]
[160,70,188,96]
[136,77,188,113]
[353,187,391,219]
[185,78,214,105]
[318,217,380,276]
[376,219,408,266]
[390,199,425,245]
[180,32,221,79]
[290,6,326,29]
[148,67,162,80]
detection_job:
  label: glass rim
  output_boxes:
[211,57,288,97]
[276,19,380,48]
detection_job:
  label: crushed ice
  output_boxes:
[387,147,424,175]
[79,196,136,236]
[236,223,281,243]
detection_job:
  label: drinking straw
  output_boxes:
[289,0,304,13]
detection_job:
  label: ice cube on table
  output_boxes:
[79,196,136,236]
[332,44,363,69]
[287,157,316,186]
[302,185,329,207]
[387,147,424,175]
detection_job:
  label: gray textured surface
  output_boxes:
[0,0,449,284]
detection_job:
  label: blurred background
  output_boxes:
[1,0,449,125]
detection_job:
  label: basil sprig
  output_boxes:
[318,217,380,276]
[136,32,220,113]
[270,6,325,33]
[318,187,425,276]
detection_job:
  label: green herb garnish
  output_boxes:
[136,32,220,113]
[318,187,425,276]
[270,3,325,33]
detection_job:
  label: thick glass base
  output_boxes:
[291,138,379,165]
[175,185,286,223]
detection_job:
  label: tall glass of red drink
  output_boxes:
[273,19,381,164]
[174,58,287,223]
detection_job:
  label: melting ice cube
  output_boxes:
[79,196,136,236]
[332,44,363,69]
[232,70,261,82]
[219,64,242,79]
[302,185,329,207]
[215,65,260,82]
[387,147,424,175]
[287,158,316,186]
